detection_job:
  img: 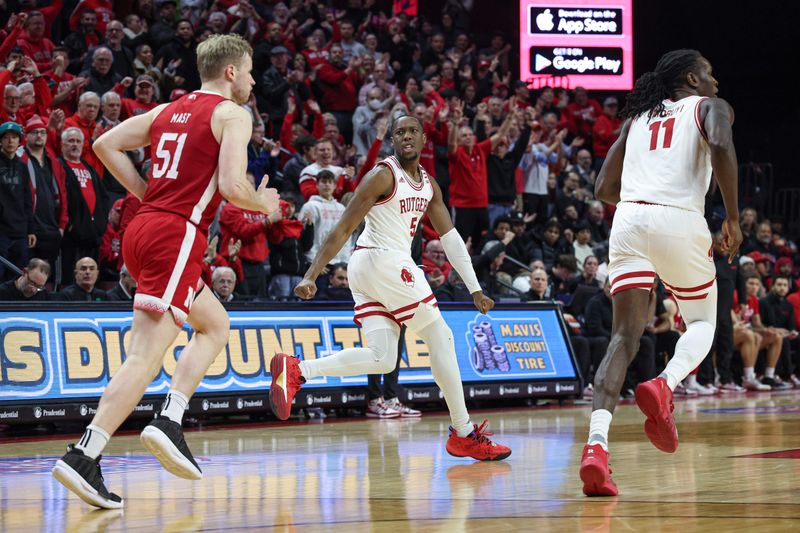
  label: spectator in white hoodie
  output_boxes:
[299,170,353,265]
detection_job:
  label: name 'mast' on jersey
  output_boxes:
[620,95,712,214]
[355,155,433,252]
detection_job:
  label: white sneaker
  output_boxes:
[384,397,421,418]
[366,397,401,418]
[582,384,594,398]
[743,377,771,391]
[685,380,716,396]
[719,382,745,393]
[674,383,698,396]
[789,375,800,388]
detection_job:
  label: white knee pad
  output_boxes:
[365,328,399,374]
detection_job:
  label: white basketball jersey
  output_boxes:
[620,95,712,214]
[356,156,433,252]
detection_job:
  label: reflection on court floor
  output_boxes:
[1,392,799,532]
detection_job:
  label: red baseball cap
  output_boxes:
[747,251,770,263]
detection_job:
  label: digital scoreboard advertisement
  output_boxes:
[519,0,633,90]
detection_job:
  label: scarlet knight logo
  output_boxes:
[401,266,415,287]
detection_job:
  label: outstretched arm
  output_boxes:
[427,178,494,314]
[93,104,168,199]
[703,97,741,261]
[294,165,394,299]
[594,118,632,205]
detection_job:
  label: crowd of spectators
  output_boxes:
[1,1,799,395]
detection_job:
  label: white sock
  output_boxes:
[75,424,110,459]
[659,320,715,391]
[160,389,189,424]
[764,367,775,379]
[685,373,698,387]
[299,328,399,380]
[416,319,473,437]
[588,409,612,451]
[744,367,755,380]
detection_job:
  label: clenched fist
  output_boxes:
[294,278,317,300]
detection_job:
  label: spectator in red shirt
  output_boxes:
[99,198,123,276]
[592,96,622,170]
[422,239,453,282]
[446,99,513,245]
[114,74,159,119]
[412,102,449,176]
[317,43,362,143]
[45,48,85,115]
[219,175,283,298]
[563,86,602,142]
[63,91,104,176]
[16,11,54,72]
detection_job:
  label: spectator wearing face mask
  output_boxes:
[352,87,388,157]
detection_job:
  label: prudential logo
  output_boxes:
[536,9,555,31]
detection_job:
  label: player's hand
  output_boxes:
[722,216,743,263]
[294,278,317,299]
[473,292,494,314]
[256,177,280,214]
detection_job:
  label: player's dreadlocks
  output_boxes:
[620,49,703,120]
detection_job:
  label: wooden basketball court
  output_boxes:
[1,391,798,531]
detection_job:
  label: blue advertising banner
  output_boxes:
[0,306,577,403]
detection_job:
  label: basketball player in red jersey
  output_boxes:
[270,114,511,461]
[52,34,280,509]
[579,50,742,496]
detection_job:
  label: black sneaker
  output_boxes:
[52,445,124,509]
[761,377,791,390]
[140,414,202,480]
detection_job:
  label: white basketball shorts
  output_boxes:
[348,247,441,333]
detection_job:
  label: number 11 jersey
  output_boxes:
[620,95,712,214]
[137,91,228,236]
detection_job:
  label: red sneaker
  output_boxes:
[635,377,678,453]
[269,353,304,420]
[580,444,618,496]
[445,420,511,461]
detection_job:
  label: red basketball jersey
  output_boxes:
[137,91,228,235]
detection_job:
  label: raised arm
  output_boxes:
[216,102,280,214]
[447,99,464,155]
[427,177,494,314]
[703,97,741,261]
[594,118,632,205]
[488,110,515,149]
[93,104,169,199]
[294,164,394,299]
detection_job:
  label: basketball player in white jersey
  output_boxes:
[269,115,511,461]
[579,49,742,495]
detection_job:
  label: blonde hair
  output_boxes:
[196,34,253,82]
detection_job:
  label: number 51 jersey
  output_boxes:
[137,91,228,236]
[620,95,713,215]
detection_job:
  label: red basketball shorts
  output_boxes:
[123,212,207,326]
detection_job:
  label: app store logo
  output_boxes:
[536,9,554,31]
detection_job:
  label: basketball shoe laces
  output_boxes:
[469,420,496,447]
